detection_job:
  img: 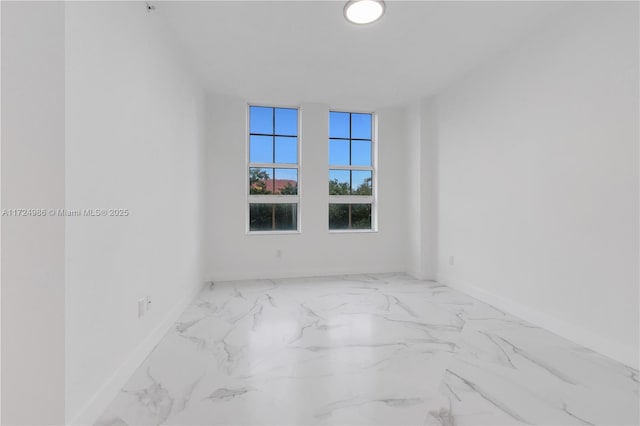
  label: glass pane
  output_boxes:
[274,168,298,195]
[275,137,297,164]
[351,170,372,195]
[249,135,273,163]
[329,112,350,138]
[351,204,372,229]
[351,113,372,139]
[249,167,273,194]
[328,204,349,230]
[351,140,371,166]
[250,106,273,134]
[249,204,274,231]
[329,139,349,166]
[329,169,350,195]
[275,108,298,136]
[249,204,298,232]
[274,204,297,231]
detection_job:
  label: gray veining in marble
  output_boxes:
[96,273,639,425]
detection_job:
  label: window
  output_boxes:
[248,106,299,232]
[328,111,375,231]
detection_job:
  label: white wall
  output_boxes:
[435,2,639,368]
[65,2,206,423]
[1,2,66,424]
[206,96,409,281]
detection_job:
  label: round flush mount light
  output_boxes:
[344,0,385,25]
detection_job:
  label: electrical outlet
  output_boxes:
[138,296,151,318]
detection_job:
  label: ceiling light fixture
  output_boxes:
[344,0,385,25]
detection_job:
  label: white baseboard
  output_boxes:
[68,282,205,426]
[209,265,408,282]
[437,273,639,371]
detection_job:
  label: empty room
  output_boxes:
[1,0,638,425]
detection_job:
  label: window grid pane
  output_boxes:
[351,140,372,167]
[351,113,372,140]
[273,168,298,195]
[329,112,350,138]
[352,170,372,195]
[275,108,298,136]
[329,139,350,166]
[275,136,297,164]
[329,169,350,195]
[249,203,298,232]
[249,106,273,134]
[328,204,372,230]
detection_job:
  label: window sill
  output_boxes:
[246,230,301,236]
[328,229,378,234]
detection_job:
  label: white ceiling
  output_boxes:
[158,1,572,109]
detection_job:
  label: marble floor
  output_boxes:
[97,273,639,426]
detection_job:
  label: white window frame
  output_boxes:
[246,104,301,235]
[328,110,378,233]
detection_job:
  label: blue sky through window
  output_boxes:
[329,112,350,138]
[250,135,272,163]
[329,112,372,166]
[351,114,372,139]
[250,106,273,134]
[329,169,349,187]
[351,140,371,166]
[275,168,297,182]
[329,139,349,165]
[250,106,298,164]
[275,137,297,163]
[275,109,297,136]
[250,108,371,167]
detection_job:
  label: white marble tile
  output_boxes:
[96,273,639,426]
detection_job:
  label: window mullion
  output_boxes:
[249,162,298,169]
[249,195,299,203]
[329,195,372,203]
[328,165,371,171]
